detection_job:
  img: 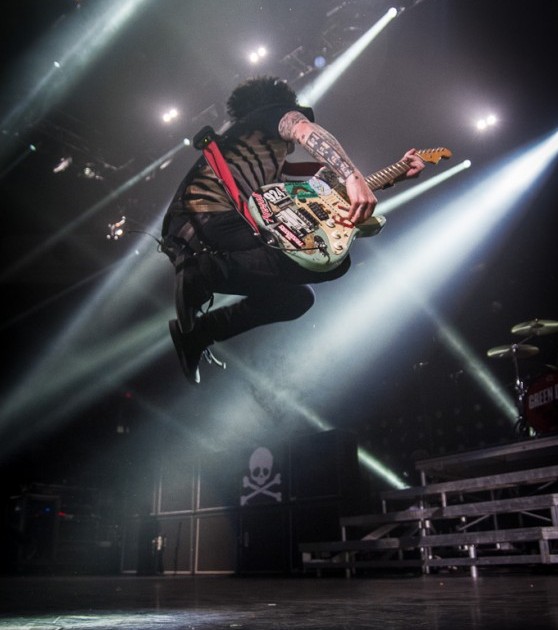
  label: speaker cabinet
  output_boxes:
[198,451,243,509]
[159,456,195,513]
[195,512,238,573]
[239,505,289,574]
[142,430,362,576]
[158,515,193,573]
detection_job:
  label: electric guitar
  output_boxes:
[247,147,452,272]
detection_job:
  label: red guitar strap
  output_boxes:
[194,126,260,234]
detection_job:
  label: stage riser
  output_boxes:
[301,437,558,576]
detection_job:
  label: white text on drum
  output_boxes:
[528,384,558,410]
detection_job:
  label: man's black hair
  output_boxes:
[226,76,298,121]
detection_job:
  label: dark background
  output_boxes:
[1,0,557,509]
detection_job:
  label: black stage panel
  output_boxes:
[239,505,289,574]
[195,512,237,573]
[289,430,360,505]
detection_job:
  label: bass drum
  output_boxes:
[525,370,558,433]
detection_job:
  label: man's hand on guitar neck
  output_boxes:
[401,148,426,179]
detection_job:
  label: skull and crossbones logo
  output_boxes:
[240,447,282,506]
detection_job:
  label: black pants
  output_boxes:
[177,211,350,343]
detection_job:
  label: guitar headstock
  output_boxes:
[417,147,452,165]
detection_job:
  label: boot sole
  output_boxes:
[169,319,200,385]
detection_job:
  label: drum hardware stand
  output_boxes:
[487,342,540,438]
[509,344,530,438]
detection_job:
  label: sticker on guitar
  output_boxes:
[262,186,290,206]
[248,147,452,272]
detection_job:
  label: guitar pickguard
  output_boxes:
[248,176,384,272]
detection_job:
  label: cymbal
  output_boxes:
[487,344,540,359]
[511,319,558,336]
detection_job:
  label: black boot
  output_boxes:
[169,319,225,385]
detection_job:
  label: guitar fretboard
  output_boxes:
[366,160,410,191]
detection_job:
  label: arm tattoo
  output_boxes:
[304,129,356,180]
[278,112,357,180]
[278,111,309,140]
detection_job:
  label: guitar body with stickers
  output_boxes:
[247,147,452,272]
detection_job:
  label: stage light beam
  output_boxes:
[0,0,151,164]
[211,348,409,489]
[291,127,558,427]
[299,8,398,106]
[378,159,471,216]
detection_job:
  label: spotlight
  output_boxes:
[248,46,268,64]
[476,114,498,131]
[313,55,327,69]
[162,107,179,123]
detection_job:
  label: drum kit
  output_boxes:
[487,319,558,436]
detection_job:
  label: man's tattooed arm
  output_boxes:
[278,109,377,224]
[304,129,356,180]
[278,111,357,181]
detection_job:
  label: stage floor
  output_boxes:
[1,570,557,629]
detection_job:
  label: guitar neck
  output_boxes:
[364,148,452,192]
[365,160,410,192]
